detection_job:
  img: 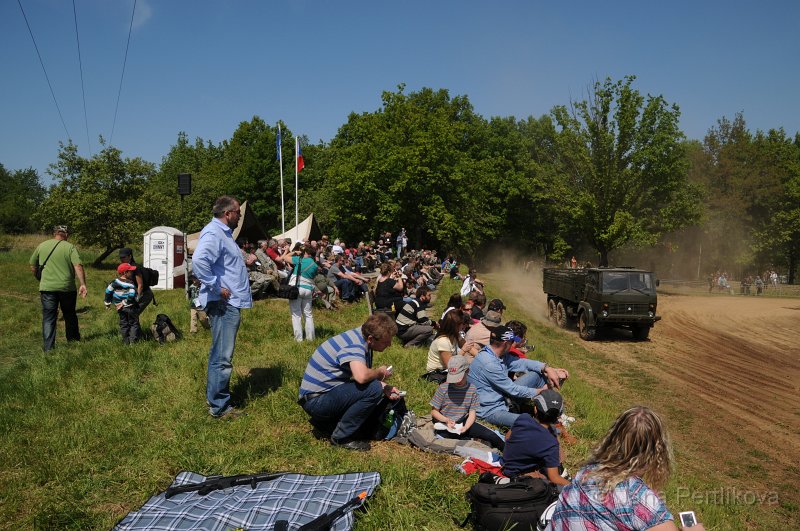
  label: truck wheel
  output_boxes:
[633,326,650,340]
[548,299,557,322]
[578,312,596,341]
[556,302,568,328]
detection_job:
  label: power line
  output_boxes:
[17,0,71,141]
[72,0,91,155]
[110,0,137,145]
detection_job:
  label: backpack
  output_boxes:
[462,476,559,531]
[140,267,159,287]
[151,313,181,344]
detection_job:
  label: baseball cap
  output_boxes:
[446,355,470,383]
[533,389,564,422]
[490,325,522,343]
[488,299,506,312]
[53,225,69,234]
[117,263,137,275]
[119,247,133,258]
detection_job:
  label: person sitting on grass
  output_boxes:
[430,356,505,450]
[104,263,140,345]
[468,326,567,429]
[426,310,479,372]
[395,286,435,348]
[465,310,502,347]
[550,406,706,530]
[501,389,569,487]
[298,313,405,452]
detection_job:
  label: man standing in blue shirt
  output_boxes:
[192,196,253,419]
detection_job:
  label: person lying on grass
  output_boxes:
[501,389,569,488]
[430,356,505,450]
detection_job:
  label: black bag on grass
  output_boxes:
[463,476,559,530]
[420,369,447,384]
[151,313,181,344]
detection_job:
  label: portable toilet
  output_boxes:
[143,226,185,290]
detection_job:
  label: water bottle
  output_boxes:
[382,409,395,429]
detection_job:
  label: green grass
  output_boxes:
[0,240,796,529]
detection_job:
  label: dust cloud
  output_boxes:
[480,250,550,325]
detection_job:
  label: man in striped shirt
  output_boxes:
[298,313,400,451]
[395,286,435,347]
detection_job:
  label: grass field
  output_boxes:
[0,235,793,529]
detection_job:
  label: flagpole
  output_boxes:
[278,124,285,233]
[294,136,299,243]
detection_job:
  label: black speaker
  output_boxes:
[177,173,192,196]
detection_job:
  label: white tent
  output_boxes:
[272,213,322,243]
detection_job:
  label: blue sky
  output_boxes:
[3,0,799,181]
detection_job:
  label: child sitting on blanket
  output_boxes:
[501,389,570,487]
[430,356,505,450]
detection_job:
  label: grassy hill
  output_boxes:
[0,235,793,529]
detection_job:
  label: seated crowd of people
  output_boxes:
[235,234,457,306]
[296,268,704,529]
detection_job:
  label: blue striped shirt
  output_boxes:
[299,328,370,397]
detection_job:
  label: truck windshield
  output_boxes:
[601,272,654,293]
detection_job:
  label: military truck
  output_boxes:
[543,267,660,340]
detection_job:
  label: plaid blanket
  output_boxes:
[115,471,382,530]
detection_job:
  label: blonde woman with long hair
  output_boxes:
[549,406,704,530]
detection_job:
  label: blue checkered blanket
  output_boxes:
[115,471,382,530]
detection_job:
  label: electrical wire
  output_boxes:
[110,0,137,145]
[72,0,91,155]
[17,0,71,141]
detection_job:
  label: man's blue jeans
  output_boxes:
[480,371,547,429]
[206,300,241,416]
[302,380,384,443]
[40,291,80,352]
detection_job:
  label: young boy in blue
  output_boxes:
[430,355,505,450]
[501,388,569,487]
[104,263,140,344]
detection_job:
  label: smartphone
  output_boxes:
[679,511,697,527]
[396,390,407,397]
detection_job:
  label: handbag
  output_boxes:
[35,240,62,281]
[276,260,304,300]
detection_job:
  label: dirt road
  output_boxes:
[490,264,800,522]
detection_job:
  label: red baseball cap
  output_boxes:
[117,263,137,275]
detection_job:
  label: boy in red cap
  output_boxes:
[104,263,141,344]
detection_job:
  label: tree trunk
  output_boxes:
[93,246,118,266]
[789,249,797,285]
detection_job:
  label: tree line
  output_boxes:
[3,76,798,282]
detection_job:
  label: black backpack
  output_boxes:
[463,476,559,531]
[140,267,159,287]
[151,313,181,344]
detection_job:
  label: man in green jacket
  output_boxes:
[29,225,87,351]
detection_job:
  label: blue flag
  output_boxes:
[276,125,282,161]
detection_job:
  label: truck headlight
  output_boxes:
[648,311,654,318]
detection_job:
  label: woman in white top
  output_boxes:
[426,310,478,372]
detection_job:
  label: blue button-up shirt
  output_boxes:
[468,345,543,418]
[192,217,253,310]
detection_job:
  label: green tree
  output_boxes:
[552,76,701,266]
[36,142,157,264]
[147,132,225,233]
[322,85,505,258]
[0,164,46,233]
